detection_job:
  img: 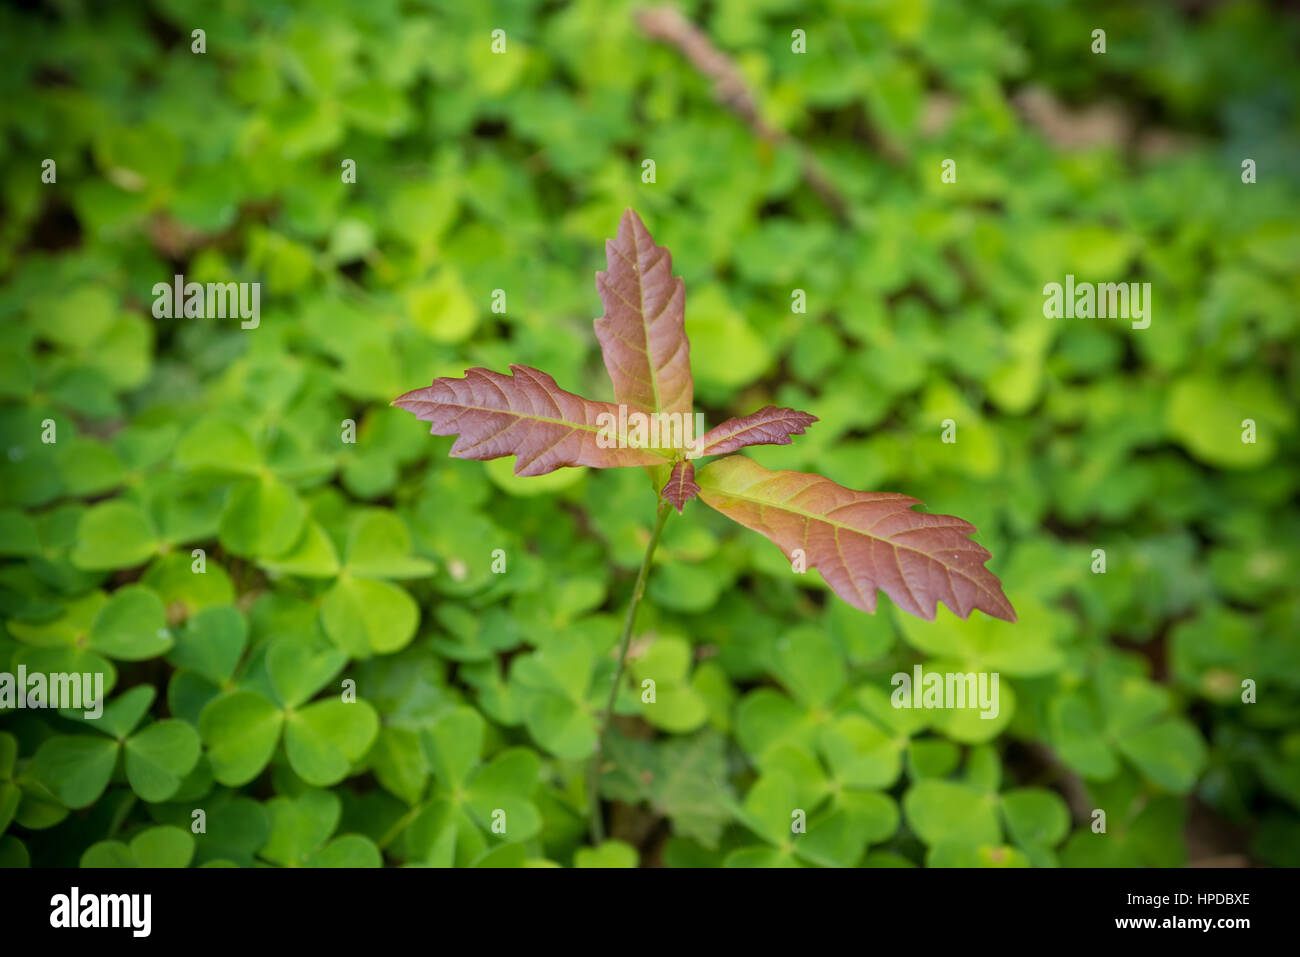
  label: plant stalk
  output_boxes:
[588,499,673,845]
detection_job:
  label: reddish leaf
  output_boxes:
[594,209,693,417]
[392,365,667,476]
[695,456,1016,623]
[694,406,818,457]
[661,460,700,512]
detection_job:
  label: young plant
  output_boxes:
[393,209,1016,841]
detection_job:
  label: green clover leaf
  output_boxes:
[34,686,200,805]
[259,788,381,867]
[198,637,378,787]
[81,825,196,868]
[317,510,430,656]
[401,706,542,866]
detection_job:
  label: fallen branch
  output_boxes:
[635,4,851,223]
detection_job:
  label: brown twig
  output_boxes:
[635,5,851,223]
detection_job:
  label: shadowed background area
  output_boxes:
[0,0,1297,868]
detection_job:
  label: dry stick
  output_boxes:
[588,500,674,845]
[635,5,852,224]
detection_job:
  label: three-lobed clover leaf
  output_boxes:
[8,584,173,664]
[317,510,434,657]
[174,413,333,562]
[507,638,608,760]
[259,788,381,867]
[401,706,543,866]
[392,209,1015,624]
[167,604,248,688]
[32,685,201,807]
[725,765,899,868]
[903,746,1072,868]
[629,635,709,733]
[1047,658,1207,794]
[198,635,379,787]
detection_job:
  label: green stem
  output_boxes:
[588,499,673,845]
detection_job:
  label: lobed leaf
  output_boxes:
[392,364,666,476]
[695,406,818,457]
[661,460,700,512]
[695,456,1016,623]
[594,209,693,417]
[123,720,201,801]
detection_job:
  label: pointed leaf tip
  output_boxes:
[661,460,700,512]
[594,210,693,418]
[695,456,1016,623]
[391,366,666,477]
[695,406,818,457]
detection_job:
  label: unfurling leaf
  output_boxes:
[695,456,1016,622]
[695,406,818,457]
[594,209,693,417]
[661,460,700,512]
[392,365,667,476]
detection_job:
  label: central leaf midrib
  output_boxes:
[700,482,995,591]
[610,236,663,413]
[435,400,676,460]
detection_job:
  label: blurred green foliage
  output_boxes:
[0,0,1298,868]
